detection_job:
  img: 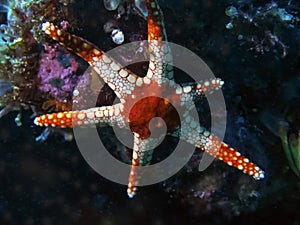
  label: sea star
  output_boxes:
[34,0,265,198]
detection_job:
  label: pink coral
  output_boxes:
[37,43,80,102]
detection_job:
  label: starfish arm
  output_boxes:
[34,103,126,128]
[175,78,224,106]
[145,0,174,84]
[178,119,265,180]
[127,132,161,198]
[184,78,224,97]
[41,22,140,100]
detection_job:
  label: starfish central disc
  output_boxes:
[129,96,180,139]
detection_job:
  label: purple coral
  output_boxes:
[37,43,80,102]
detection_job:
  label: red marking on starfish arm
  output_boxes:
[34,105,125,128]
[34,110,104,128]
[211,136,264,179]
[219,144,264,180]
[41,22,103,63]
[188,129,265,180]
[146,0,165,41]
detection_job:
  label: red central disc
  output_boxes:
[129,96,180,139]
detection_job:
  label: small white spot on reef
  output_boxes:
[111,29,124,45]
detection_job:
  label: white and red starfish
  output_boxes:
[34,0,264,198]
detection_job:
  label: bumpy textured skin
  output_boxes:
[35,0,265,198]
